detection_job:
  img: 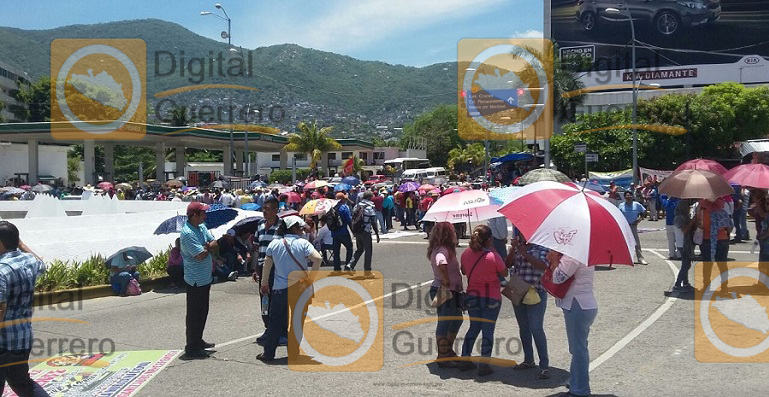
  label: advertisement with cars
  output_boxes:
[551,0,769,87]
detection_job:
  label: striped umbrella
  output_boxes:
[499,181,636,266]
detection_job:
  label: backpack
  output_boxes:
[326,203,344,231]
[126,279,142,296]
[351,203,367,234]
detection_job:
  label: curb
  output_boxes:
[34,276,172,307]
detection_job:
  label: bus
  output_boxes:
[382,158,430,176]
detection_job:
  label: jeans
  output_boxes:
[461,296,501,360]
[429,287,463,337]
[630,223,644,261]
[701,239,729,289]
[167,265,184,285]
[648,200,657,221]
[563,300,597,397]
[383,207,393,230]
[676,247,693,287]
[222,251,245,274]
[333,232,353,270]
[760,239,769,286]
[212,264,233,281]
[492,238,508,260]
[512,289,549,369]
[666,225,679,258]
[185,282,211,353]
[262,288,309,359]
[739,209,749,240]
[110,271,140,295]
[351,232,373,271]
[0,349,49,397]
[376,210,387,234]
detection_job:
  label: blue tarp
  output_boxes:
[491,152,535,163]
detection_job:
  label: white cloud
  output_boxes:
[512,29,544,39]
[252,0,507,52]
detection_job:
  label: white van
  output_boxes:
[424,167,447,181]
[401,168,428,182]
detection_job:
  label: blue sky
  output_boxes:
[1,0,544,67]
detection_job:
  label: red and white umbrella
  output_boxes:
[498,181,636,266]
[723,163,769,189]
[422,189,500,223]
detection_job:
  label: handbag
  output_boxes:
[501,272,531,305]
[459,253,486,311]
[283,239,315,303]
[430,286,453,308]
[126,278,142,296]
[541,266,574,299]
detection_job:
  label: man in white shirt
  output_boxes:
[219,190,235,207]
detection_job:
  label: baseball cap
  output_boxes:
[283,215,306,230]
[226,228,236,236]
[187,202,210,215]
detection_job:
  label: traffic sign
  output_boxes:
[574,144,587,153]
[585,153,599,163]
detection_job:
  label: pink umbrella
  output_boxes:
[285,192,302,203]
[659,169,733,200]
[675,159,728,175]
[499,181,636,266]
[303,180,329,191]
[19,185,31,190]
[441,186,467,196]
[97,181,114,190]
[422,189,500,223]
[723,163,769,189]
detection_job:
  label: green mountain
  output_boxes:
[0,19,457,138]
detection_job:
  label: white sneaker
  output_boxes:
[638,259,649,265]
[228,271,238,281]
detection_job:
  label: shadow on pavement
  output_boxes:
[426,362,569,389]
[594,266,616,272]
[544,394,618,397]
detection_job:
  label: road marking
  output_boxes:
[646,248,755,255]
[215,280,433,350]
[589,249,679,372]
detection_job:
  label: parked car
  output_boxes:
[364,175,389,186]
[576,0,721,37]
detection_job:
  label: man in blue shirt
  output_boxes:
[0,221,48,396]
[180,202,218,359]
[618,191,648,265]
[662,195,681,260]
[332,192,353,272]
[382,190,395,231]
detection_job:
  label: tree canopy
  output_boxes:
[400,104,460,167]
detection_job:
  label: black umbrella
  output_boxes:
[210,181,229,189]
[232,216,264,234]
[105,246,153,269]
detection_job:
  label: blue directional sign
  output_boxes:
[465,89,519,117]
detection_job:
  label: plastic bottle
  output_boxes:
[261,294,270,316]
[751,239,759,255]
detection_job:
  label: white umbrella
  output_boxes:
[422,189,500,223]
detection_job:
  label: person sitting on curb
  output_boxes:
[110,252,140,297]
[167,238,185,289]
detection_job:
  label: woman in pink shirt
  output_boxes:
[459,225,508,376]
[427,222,463,368]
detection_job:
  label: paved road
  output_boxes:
[30,225,769,396]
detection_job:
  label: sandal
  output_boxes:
[513,361,536,370]
[539,369,550,379]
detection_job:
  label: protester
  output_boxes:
[487,216,509,259]
[0,221,50,396]
[698,198,731,291]
[662,195,681,260]
[329,192,354,272]
[618,191,648,265]
[673,199,696,292]
[419,192,434,238]
[404,192,417,230]
[506,235,550,379]
[382,190,395,231]
[754,196,769,284]
[109,252,140,296]
[257,216,322,362]
[371,190,386,235]
[459,225,507,376]
[349,191,380,276]
[547,250,597,397]
[254,197,284,345]
[167,238,184,289]
[427,222,463,368]
[180,202,217,359]
[314,216,334,266]
[643,182,658,221]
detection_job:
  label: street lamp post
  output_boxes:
[201,3,235,176]
[607,6,638,184]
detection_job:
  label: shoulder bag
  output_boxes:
[541,266,574,299]
[283,239,315,303]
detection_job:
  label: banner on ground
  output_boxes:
[2,350,180,397]
[640,167,673,182]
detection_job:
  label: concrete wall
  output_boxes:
[0,143,68,185]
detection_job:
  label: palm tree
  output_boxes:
[169,105,190,126]
[447,143,485,174]
[284,120,342,172]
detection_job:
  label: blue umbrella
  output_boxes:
[204,204,238,229]
[334,183,352,192]
[489,186,521,205]
[342,176,360,186]
[153,215,186,235]
[105,246,152,269]
[241,202,261,211]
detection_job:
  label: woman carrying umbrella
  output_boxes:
[697,198,732,291]
[109,251,142,296]
[546,250,597,397]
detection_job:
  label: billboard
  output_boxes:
[550,0,769,87]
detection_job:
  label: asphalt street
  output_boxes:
[30,224,769,396]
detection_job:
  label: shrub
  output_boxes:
[268,168,323,184]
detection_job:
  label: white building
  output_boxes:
[0,142,69,186]
[0,60,29,122]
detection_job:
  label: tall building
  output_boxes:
[0,60,30,122]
